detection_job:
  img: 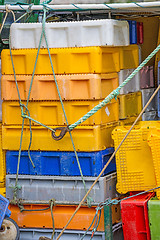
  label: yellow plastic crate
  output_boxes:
[0,188,5,197]
[118,91,142,120]
[112,121,160,194]
[2,122,118,151]
[1,46,139,75]
[0,125,5,188]
[148,129,160,199]
[1,73,119,100]
[2,100,119,126]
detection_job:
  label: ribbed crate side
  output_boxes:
[6,149,116,176]
[6,173,118,202]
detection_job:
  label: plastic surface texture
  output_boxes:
[6,173,117,202]
[142,111,159,121]
[2,100,119,126]
[6,148,116,176]
[148,130,160,199]
[158,61,160,117]
[1,73,119,100]
[2,123,118,151]
[0,194,10,229]
[1,46,139,75]
[128,20,137,44]
[19,223,123,240]
[118,91,142,120]
[121,192,154,240]
[141,88,157,112]
[118,68,140,94]
[10,20,129,48]
[20,229,105,240]
[112,121,160,194]
[140,66,154,89]
[0,124,5,189]
[148,198,160,240]
[8,203,120,230]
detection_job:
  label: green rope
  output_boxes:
[68,44,160,131]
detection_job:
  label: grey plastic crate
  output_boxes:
[141,88,157,112]
[20,229,105,240]
[142,111,159,121]
[6,173,117,203]
[20,223,123,240]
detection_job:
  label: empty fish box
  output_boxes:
[2,100,119,126]
[10,20,129,49]
[112,121,160,194]
[118,91,142,120]
[1,46,139,75]
[6,148,116,176]
[148,130,160,200]
[128,20,137,44]
[6,173,117,202]
[141,88,157,112]
[1,73,119,100]
[19,229,105,240]
[118,68,140,94]
[142,111,159,121]
[140,66,154,89]
[9,202,121,230]
[121,192,154,240]
[148,198,160,240]
[2,123,118,151]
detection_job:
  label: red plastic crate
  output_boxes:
[137,22,144,44]
[121,192,155,240]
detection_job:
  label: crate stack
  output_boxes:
[117,20,143,126]
[112,120,160,240]
[0,60,5,197]
[140,66,158,121]
[1,19,141,239]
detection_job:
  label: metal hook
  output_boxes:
[52,126,70,141]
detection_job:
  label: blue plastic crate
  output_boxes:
[0,194,11,228]
[158,61,160,117]
[128,20,137,44]
[6,148,116,176]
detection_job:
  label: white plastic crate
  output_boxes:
[10,19,129,49]
[6,173,118,203]
[118,69,140,94]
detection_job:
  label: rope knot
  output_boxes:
[49,198,56,207]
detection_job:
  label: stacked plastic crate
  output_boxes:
[117,20,143,127]
[140,66,159,121]
[112,120,160,239]
[0,60,5,197]
[1,19,140,239]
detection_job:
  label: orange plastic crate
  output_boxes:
[1,73,119,100]
[8,203,120,231]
